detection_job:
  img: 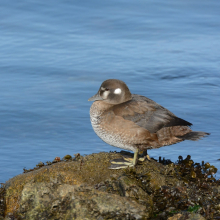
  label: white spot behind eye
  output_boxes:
[114,88,121,94]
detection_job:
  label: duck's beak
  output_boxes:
[88,92,103,101]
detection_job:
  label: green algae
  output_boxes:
[187,205,201,213]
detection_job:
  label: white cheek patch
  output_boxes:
[114,88,121,94]
[103,90,110,99]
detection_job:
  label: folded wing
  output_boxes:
[112,94,192,134]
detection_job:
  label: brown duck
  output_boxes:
[88,79,209,169]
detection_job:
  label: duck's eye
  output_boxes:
[105,88,109,91]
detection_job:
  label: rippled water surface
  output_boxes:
[0,0,220,182]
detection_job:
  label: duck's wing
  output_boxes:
[112,94,192,133]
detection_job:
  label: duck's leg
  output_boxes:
[109,149,139,169]
[133,149,139,165]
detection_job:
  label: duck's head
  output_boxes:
[88,79,132,104]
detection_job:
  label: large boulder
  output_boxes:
[2,152,220,219]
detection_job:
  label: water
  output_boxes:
[0,0,219,183]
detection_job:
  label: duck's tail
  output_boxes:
[178,131,210,141]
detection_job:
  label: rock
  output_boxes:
[2,152,220,219]
[168,212,206,220]
[18,182,148,220]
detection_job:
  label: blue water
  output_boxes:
[0,0,220,183]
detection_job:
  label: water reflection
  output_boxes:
[0,0,219,182]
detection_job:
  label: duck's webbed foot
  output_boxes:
[139,149,151,161]
[109,149,150,169]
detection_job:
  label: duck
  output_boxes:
[88,79,209,169]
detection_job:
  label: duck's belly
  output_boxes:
[91,121,136,152]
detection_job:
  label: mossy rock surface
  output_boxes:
[2,151,220,219]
